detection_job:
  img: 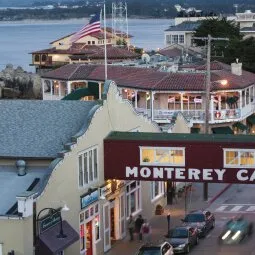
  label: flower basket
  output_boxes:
[155,204,164,215]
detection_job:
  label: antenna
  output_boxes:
[233,4,238,13]
[112,1,129,47]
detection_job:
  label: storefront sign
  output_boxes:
[39,210,61,233]
[125,166,255,183]
[81,189,99,209]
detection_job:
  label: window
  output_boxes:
[95,215,100,241]
[34,54,40,62]
[41,54,47,62]
[88,41,91,44]
[172,35,178,44]
[140,147,185,166]
[151,182,164,201]
[78,146,98,187]
[179,35,184,44]
[166,35,171,44]
[126,181,141,217]
[92,41,95,44]
[224,149,255,168]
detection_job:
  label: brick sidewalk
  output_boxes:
[105,183,229,255]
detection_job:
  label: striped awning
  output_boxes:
[232,122,248,131]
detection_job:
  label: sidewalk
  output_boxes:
[106,183,230,255]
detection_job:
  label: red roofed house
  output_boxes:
[30,28,138,74]
[40,60,255,134]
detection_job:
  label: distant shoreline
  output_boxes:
[0,16,173,25]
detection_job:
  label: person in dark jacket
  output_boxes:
[127,214,135,241]
[135,214,144,241]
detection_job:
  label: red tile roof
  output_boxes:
[41,62,255,91]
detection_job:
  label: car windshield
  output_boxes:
[184,214,205,222]
[138,247,161,255]
[170,228,188,238]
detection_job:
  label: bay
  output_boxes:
[0,18,173,73]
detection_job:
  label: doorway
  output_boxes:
[86,221,93,255]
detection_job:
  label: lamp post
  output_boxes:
[36,205,69,239]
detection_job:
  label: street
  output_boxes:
[189,184,255,255]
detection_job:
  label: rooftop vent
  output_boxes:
[16,160,26,176]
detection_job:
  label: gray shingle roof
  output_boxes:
[165,21,200,32]
[0,165,51,215]
[0,100,98,158]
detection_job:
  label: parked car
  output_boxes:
[137,241,174,255]
[218,215,253,245]
[166,226,199,254]
[181,210,215,237]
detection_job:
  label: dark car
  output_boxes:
[166,226,199,254]
[218,215,253,245]
[181,210,215,238]
[137,241,174,255]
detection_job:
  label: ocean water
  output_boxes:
[0,18,173,73]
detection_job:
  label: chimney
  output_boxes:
[231,58,242,76]
[16,160,26,176]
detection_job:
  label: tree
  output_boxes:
[194,18,255,73]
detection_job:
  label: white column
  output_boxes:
[42,79,45,100]
[180,93,183,111]
[239,90,243,117]
[58,81,61,97]
[99,82,102,100]
[135,91,138,109]
[218,95,221,110]
[67,81,71,95]
[151,91,154,121]
[210,95,214,122]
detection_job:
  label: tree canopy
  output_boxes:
[194,18,255,73]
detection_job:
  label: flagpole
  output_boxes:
[104,1,108,80]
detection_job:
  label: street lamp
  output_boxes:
[36,205,70,239]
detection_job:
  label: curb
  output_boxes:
[208,183,232,205]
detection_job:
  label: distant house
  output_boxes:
[30,28,137,74]
[164,21,201,48]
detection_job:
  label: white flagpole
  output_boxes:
[104,1,108,80]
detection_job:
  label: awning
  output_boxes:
[247,115,255,125]
[232,122,248,131]
[212,126,234,134]
[38,221,79,254]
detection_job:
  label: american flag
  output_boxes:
[71,13,101,43]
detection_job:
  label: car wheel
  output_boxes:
[185,244,190,254]
[211,220,215,229]
[195,237,199,245]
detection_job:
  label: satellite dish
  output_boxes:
[141,53,150,64]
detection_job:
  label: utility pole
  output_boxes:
[193,35,229,201]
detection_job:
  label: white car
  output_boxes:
[137,241,174,255]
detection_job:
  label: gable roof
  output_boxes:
[0,100,98,158]
[165,21,200,32]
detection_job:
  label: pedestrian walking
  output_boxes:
[141,219,151,244]
[127,214,135,241]
[135,214,144,242]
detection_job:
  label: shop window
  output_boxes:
[151,182,164,201]
[224,149,255,168]
[140,146,185,166]
[34,54,40,62]
[78,146,98,187]
[126,181,141,217]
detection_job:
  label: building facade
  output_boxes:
[0,81,167,255]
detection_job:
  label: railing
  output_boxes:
[43,92,64,100]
